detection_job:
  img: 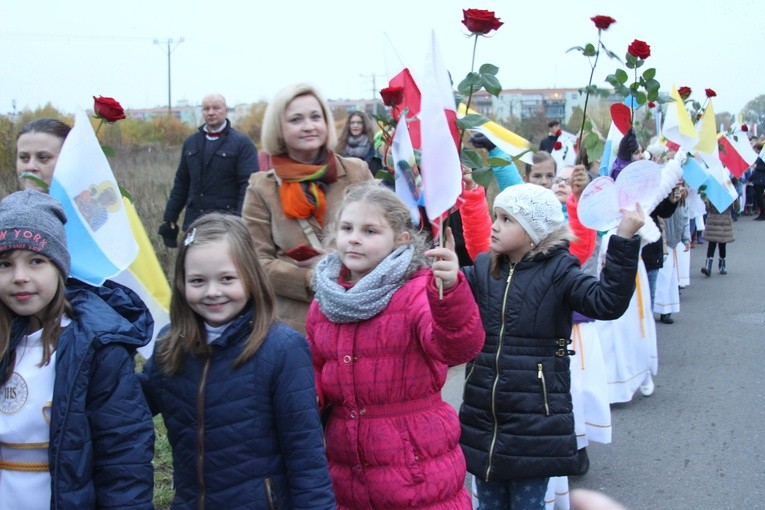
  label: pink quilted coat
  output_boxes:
[306,270,484,509]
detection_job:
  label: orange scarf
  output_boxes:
[272,154,338,225]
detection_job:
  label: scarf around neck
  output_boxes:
[344,134,371,159]
[272,153,338,225]
[313,245,414,323]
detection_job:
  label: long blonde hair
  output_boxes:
[156,214,277,375]
[0,265,70,384]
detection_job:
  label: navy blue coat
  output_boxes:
[163,120,258,230]
[140,312,335,509]
[4,280,156,509]
[460,235,640,482]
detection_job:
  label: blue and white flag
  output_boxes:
[49,110,138,285]
[390,116,422,225]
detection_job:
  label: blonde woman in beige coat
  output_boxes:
[242,83,373,333]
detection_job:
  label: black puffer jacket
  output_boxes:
[460,233,640,482]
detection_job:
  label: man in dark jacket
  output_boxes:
[160,94,258,245]
[539,120,561,153]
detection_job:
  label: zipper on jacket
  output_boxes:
[485,263,514,481]
[51,337,95,509]
[196,356,211,510]
[537,363,550,416]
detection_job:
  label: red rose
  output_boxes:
[648,101,656,108]
[678,86,692,100]
[462,9,503,35]
[705,88,717,98]
[741,124,749,132]
[379,86,404,107]
[591,15,616,30]
[93,96,126,123]
[627,39,651,60]
[553,141,563,151]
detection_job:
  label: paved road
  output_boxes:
[442,215,765,509]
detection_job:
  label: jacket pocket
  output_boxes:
[401,433,425,484]
[264,477,278,509]
[537,363,550,416]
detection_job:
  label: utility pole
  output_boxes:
[359,73,381,116]
[153,38,184,116]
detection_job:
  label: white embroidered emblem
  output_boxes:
[0,372,29,414]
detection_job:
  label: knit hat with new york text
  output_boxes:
[0,190,70,276]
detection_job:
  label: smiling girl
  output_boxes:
[140,213,334,509]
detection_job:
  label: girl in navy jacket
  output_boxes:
[141,213,334,509]
[0,190,154,509]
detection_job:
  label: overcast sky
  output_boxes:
[2,0,761,119]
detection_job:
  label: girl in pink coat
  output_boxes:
[306,183,485,509]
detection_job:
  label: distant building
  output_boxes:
[469,88,587,125]
[324,87,590,125]
[327,99,382,119]
[124,87,595,128]
[127,101,251,126]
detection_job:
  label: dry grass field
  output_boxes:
[110,146,179,508]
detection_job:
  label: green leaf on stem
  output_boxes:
[470,168,495,189]
[566,45,586,54]
[634,91,647,105]
[583,43,597,57]
[458,72,481,96]
[599,42,623,63]
[118,185,133,202]
[457,114,489,129]
[375,169,395,186]
[645,79,660,93]
[481,74,502,96]
[582,85,598,94]
[460,148,484,169]
[18,173,49,191]
[642,68,656,80]
[478,63,499,76]
[101,145,115,157]
[615,69,629,84]
[487,157,513,167]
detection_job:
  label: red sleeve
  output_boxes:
[567,193,596,265]
[459,185,492,260]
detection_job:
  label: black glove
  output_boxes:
[158,222,179,248]
[617,128,639,161]
[470,132,496,151]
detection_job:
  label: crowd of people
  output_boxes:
[2,82,762,510]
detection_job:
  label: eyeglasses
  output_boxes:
[553,177,570,185]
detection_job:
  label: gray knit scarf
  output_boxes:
[344,134,371,159]
[313,245,414,323]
